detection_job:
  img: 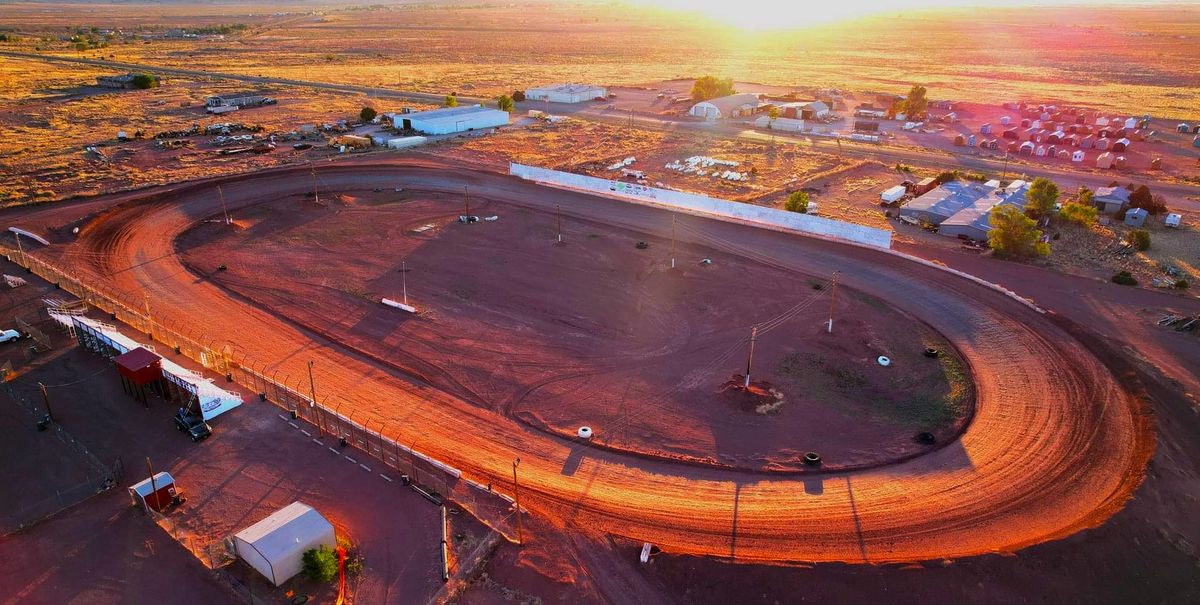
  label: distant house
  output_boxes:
[524,83,607,104]
[1095,152,1116,170]
[688,93,761,120]
[96,73,159,89]
[1092,185,1129,213]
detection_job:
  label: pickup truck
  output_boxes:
[173,408,213,442]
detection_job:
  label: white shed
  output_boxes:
[234,502,336,587]
[387,136,427,149]
[1071,150,1085,163]
[754,116,805,131]
[880,185,907,204]
[1095,116,1110,127]
[1123,117,1138,130]
[524,83,606,104]
[395,105,509,135]
[1165,213,1182,228]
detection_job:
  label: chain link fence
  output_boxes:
[4,249,519,542]
[1,384,123,535]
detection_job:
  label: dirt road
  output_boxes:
[2,156,1153,564]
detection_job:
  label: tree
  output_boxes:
[903,84,928,119]
[1025,176,1060,219]
[1126,185,1167,214]
[130,73,158,89]
[359,106,377,122]
[1128,228,1150,251]
[1059,202,1097,226]
[302,546,338,583]
[443,94,457,108]
[988,204,1050,258]
[768,106,780,122]
[784,191,809,213]
[496,94,514,112]
[512,90,526,102]
[690,75,735,102]
[935,170,959,184]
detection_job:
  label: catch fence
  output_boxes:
[3,248,519,541]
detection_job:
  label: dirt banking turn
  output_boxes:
[19,156,1152,564]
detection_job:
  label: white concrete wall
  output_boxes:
[509,163,892,249]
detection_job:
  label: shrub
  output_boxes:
[359,106,377,122]
[1059,202,1097,226]
[784,191,809,213]
[1176,279,1190,290]
[496,94,514,112]
[935,170,959,183]
[302,545,338,583]
[1128,228,1150,251]
[1128,185,1168,214]
[443,94,457,108]
[1111,271,1137,286]
[130,74,158,89]
[512,90,525,102]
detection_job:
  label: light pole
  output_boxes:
[827,272,840,333]
[512,457,524,546]
[743,326,758,388]
[307,360,324,437]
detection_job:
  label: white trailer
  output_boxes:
[880,185,907,204]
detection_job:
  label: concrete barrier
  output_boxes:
[509,163,892,249]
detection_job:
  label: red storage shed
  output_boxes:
[129,472,178,512]
[114,347,164,404]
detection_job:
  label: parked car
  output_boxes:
[0,329,22,343]
[173,408,212,442]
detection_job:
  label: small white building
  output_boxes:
[754,116,805,131]
[1071,150,1085,163]
[688,93,760,120]
[394,105,509,135]
[880,185,907,204]
[524,83,607,104]
[234,502,336,587]
[387,136,427,149]
[1165,213,1182,228]
[1123,117,1138,130]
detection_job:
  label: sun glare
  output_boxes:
[630,0,1123,30]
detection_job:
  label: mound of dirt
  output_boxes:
[719,374,785,414]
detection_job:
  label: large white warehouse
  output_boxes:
[394,105,509,135]
[524,83,607,104]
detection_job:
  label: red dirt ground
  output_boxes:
[174,188,970,473]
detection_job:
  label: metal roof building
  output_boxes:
[394,105,509,135]
[234,502,336,587]
[525,83,607,104]
[938,181,1030,241]
[688,93,760,120]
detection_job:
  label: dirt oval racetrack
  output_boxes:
[17,156,1153,564]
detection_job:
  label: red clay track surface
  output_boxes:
[13,157,1153,564]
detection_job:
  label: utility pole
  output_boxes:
[401,260,408,305]
[311,165,319,205]
[39,382,53,421]
[14,231,24,267]
[670,214,676,269]
[827,272,840,333]
[743,326,758,388]
[307,360,324,437]
[512,457,524,546]
[143,294,153,340]
[556,204,562,244]
[146,456,160,512]
[463,186,470,218]
[218,185,231,225]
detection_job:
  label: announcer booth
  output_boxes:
[113,347,164,404]
[129,472,178,512]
